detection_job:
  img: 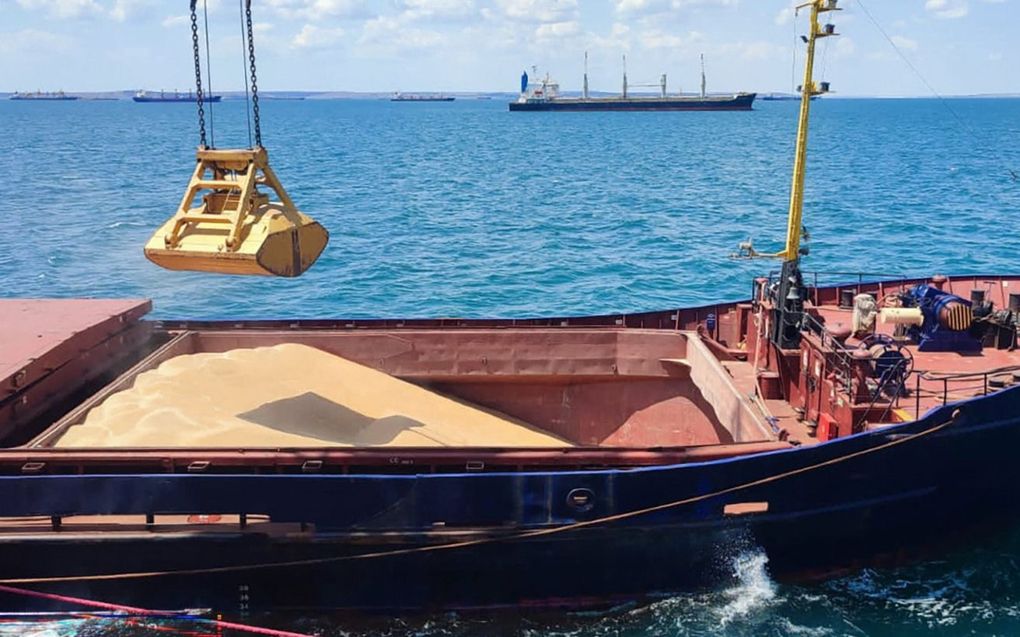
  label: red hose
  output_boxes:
[0,584,311,637]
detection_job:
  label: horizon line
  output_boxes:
[3,89,1020,100]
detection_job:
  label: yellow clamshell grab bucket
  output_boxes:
[144,147,329,277]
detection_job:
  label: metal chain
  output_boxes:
[245,0,262,147]
[202,0,215,148]
[189,0,207,148]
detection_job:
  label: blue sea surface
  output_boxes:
[1,97,1020,636]
[1,98,1018,319]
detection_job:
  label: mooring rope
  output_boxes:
[0,584,311,637]
[0,414,956,586]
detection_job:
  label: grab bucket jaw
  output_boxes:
[144,148,328,277]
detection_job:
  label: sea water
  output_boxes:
[1,97,1020,635]
[2,98,1018,319]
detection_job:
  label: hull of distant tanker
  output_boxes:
[509,93,755,112]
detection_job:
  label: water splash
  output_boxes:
[715,549,778,628]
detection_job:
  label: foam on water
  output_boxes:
[715,549,778,627]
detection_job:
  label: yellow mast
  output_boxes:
[735,0,839,260]
[783,0,840,261]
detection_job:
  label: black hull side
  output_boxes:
[509,94,756,112]
[1,386,1020,612]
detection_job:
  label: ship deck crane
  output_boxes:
[144,0,328,277]
[734,0,840,349]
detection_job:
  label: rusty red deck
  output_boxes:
[814,303,1019,417]
[0,299,152,441]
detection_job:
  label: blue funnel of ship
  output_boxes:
[520,71,528,94]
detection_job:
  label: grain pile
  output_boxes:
[54,343,571,448]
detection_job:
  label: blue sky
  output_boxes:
[1,0,1016,95]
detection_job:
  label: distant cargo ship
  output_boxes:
[762,92,820,102]
[133,90,222,103]
[510,54,755,112]
[391,92,455,102]
[10,91,78,101]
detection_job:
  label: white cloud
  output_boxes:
[774,6,794,25]
[612,0,737,15]
[613,0,656,12]
[0,28,72,54]
[925,0,969,19]
[109,0,155,22]
[495,0,577,23]
[401,0,476,20]
[834,35,856,58]
[291,23,346,48]
[15,0,101,19]
[265,0,369,20]
[534,19,580,40]
[639,28,703,49]
[161,14,188,28]
[890,34,919,51]
[359,15,446,52]
[726,40,783,61]
[588,22,631,50]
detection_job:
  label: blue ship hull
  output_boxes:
[0,384,1016,611]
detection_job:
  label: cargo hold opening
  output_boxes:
[24,329,777,451]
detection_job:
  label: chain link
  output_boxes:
[190,0,207,148]
[245,0,262,147]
